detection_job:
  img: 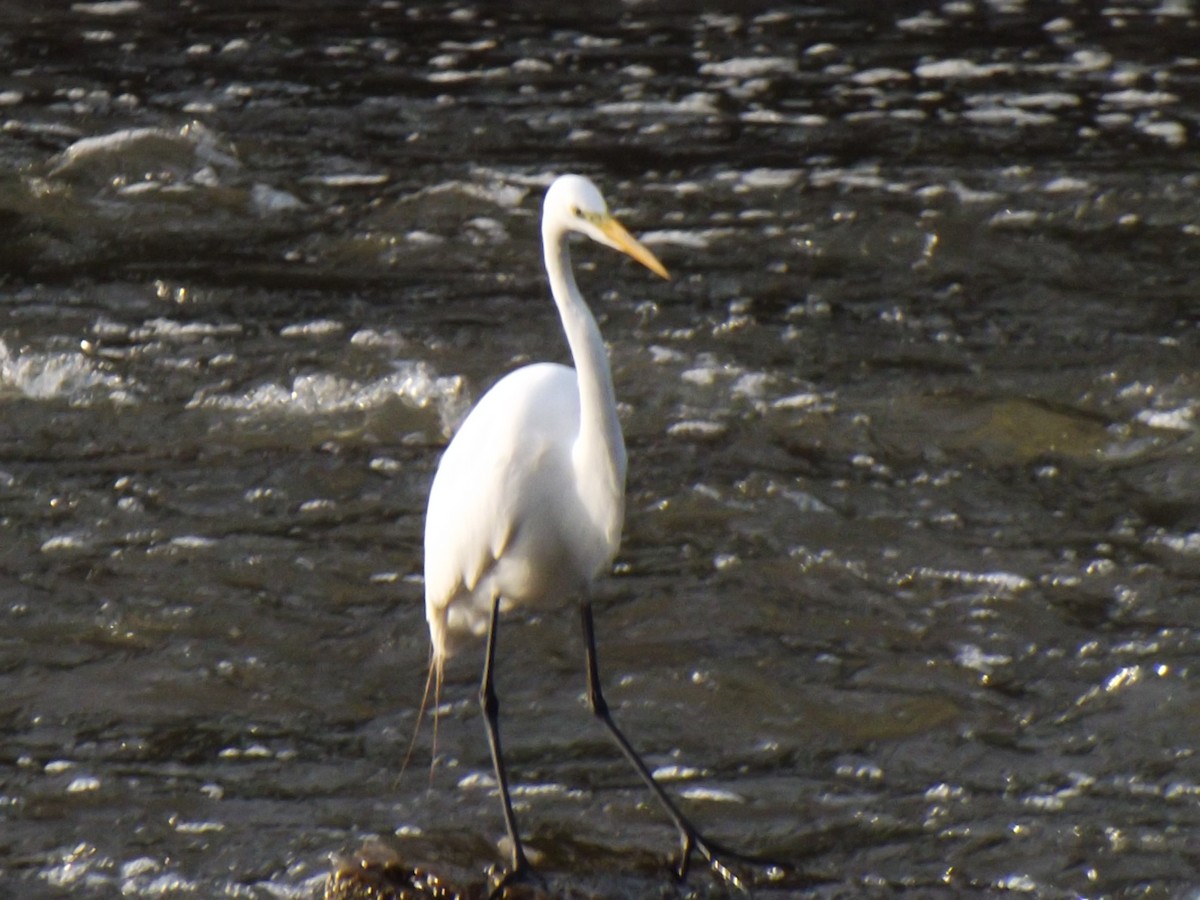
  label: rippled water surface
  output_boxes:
[2,1,1198,897]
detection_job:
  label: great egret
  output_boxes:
[422,174,752,891]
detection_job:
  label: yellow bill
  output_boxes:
[599,215,670,280]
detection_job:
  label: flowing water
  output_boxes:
[1,1,1198,897]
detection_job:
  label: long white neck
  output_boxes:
[543,224,627,532]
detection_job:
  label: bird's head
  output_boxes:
[543,174,670,280]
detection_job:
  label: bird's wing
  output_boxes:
[423,363,578,614]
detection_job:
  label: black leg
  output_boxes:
[581,600,765,891]
[480,594,529,886]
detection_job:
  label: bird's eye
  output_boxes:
[570,205,581,217]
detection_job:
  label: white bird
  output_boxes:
[420,175,758,891]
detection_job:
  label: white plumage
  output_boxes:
[424,174,655,671]
[416,175,756,891]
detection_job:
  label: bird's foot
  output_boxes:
[485,858,548,899]
[672,828,796,894]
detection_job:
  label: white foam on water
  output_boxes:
[738,168,803,189]
[809,165,886,190]
[250,182,304,214]
[648,345,687,364]
[510,782,570,796]
[742,109,828,127]
[652,764,706,781]
[915,59,1011,79]
[72,0,141,14]
[456,771,496,790]
[1043,176,1092,193]
[279,319,344,339]
[511,58,552,74]
[130,873,201,896]
[990,209,1040,227]
[120,858,160,880]
[667,420,727,438]
[910,567,1032,593]
[127,318,242,342]
[731,371,773,400]
[427,66,512,84]
[772,392,823,410]
[681,366,719,386]
[41,844,110,890]
[598,93,721,116]
[699,57,796,78]
[964,106,1057,127]
[1007,91,1081,109]
[420,177,528,210]
[173,820,224,833]
[619,63,655,79]
[170,535,218,549]
[349,328,409,351]
[0,339,134,404]
[898,11,947,31]
[924,782,964,801]
[66,776,101,793]
[49,121,239,183]
[1137,118,1186,145]
[311,172,389,187]
[638,229,713,249]
[187,361,465,433]
[1069,49,1113,71]
[956,644,1013,673]
[1148,530,1200,555]
[404,230,445,246]
[1136,405,1194,430]
[678,785,745,803]
[853,67,911,85]
[1102,89,1179,108]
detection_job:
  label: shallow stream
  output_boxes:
[1,2,1198,897]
